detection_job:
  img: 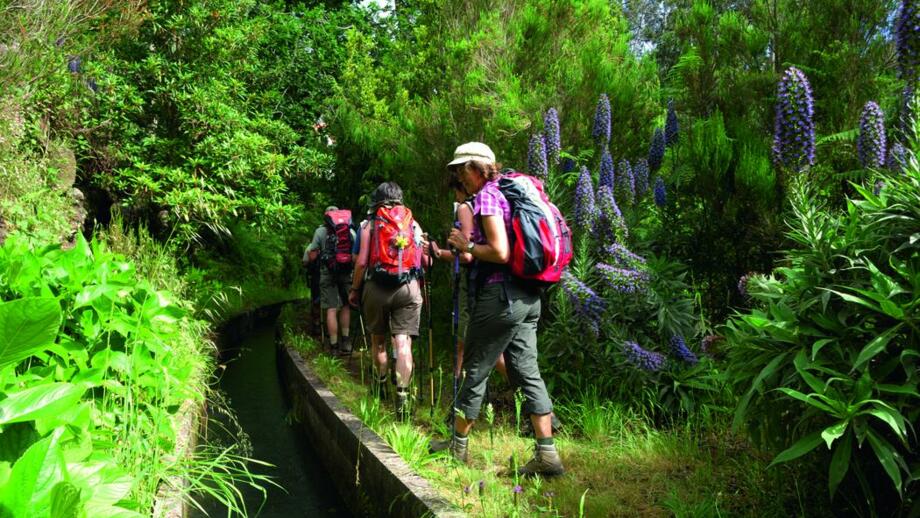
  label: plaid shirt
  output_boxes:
[472,179,512,284]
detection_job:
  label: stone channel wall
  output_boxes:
[278,338,463,518]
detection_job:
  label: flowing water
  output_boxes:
[193,322,350,517]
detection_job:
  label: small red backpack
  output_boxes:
[369,205,422,285]
[322,209,354,272]
[497,172,572,284]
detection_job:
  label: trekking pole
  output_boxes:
[450,253,461,438]
[426,238,436,415]
[358,311,369,386]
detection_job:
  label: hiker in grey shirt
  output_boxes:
[305,205,357,355]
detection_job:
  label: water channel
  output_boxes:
[194,320,351,517]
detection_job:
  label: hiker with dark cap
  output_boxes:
[306,205,357,356]
[348,182,429,420]
[430,142,566,478]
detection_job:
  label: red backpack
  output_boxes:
[322,209,354,272]
[497,172,572,284]
[369,205,422,285]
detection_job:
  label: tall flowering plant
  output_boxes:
[857,101,886,169]
[544,108,561,165]
[648,128,665,173]
[615,159,635,206]
[599,148,614,190]
[897,0,920,84]
[527,133,548,180]
[573,166,596,232]
[772,66,815,172]
[592,94,611,146]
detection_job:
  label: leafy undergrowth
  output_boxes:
[280,307,823,517]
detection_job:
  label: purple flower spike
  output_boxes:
[562,157,576,173]
[888,142,907,173]
[562,272,606,337]
[527,133,548,180]
[478,480,485,496]
[857,101,886,169]
[897,0,920,83]
[623,341,665,371]
[597,263,649,294]
[573,166,597,232]
[513,485,523,494]
[615,159,635,205]
[648,128,665,173]
[68,55,81,74]
[599,148,614,190]
[738,273,752,298]
[873,179,885,196]
[900,85,915,141]
[605,243,646,269]
[544,108,561,165]
[669,335,698,365]
[653,176,666,207]
[592,94,611,146]
[634,159,650,197]
[665,99,679,147]
[772,67,815,172]
[596,184,627,245]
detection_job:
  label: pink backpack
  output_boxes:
[497,172,572,284]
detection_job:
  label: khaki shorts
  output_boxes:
[362,278,422,336]
[320,269,351,309]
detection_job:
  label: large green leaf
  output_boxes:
[0,297,62,368]
[49,482,81,518]
[769,430,823,467]
[828,430,852,497]
[866,429,904,494]
[0,383,86,426]
[0,431,64,517]
[733,352,788,430]
[853,325,900,372]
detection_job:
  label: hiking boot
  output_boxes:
[516,443,565,478]
[395,389,411,422]
[429,436,468,463]
[335,336,353,357]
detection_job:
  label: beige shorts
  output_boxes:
[319,269,351,309]
[362,278,422,337]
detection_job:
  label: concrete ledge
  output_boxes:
[278,344,464,518]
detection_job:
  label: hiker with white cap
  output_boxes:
[429,142,565,478]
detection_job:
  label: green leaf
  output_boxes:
[0,383,86,426]
[50,482,82,518]
[811,338,835,361]
[769,431,823,467]
[866,429,903,494]
[821,421,848,449]
[863,407,908,443]
[828,430,852,497]
[0,297,62,368]
[0,431,64,517]
[853,326,900,372]
[776,387,837,414]
[733,352,788,430]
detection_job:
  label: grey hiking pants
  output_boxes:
[455,281,553,421]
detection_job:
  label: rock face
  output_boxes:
[49,141,77,190]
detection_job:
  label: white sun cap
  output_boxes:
[447,142,495,167]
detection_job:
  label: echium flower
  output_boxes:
[68,56,81,74]
[615,159,635,205]
[527,133,548,179]
[605,243,646,269]
[897,0,920,84]
[653,176,666,207]
[596,184,627,245]
[900,85,915,141]
[623,341,664,372]
[665,99,679,147]
[561,272,606,337]
[592,94,611,146]
[544,108,561,165]
[597,263,649,294]
[857,101,886,169]
[573,166,596,231]
[648,128,665,173]
[772,67,815,172]
[888,142,907,173]
[873,180,885,196]
[633,158,650,197]
[669,335,698,365]
[737,273,753,299]
[562,158,576,173]
[599,148,614,190]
